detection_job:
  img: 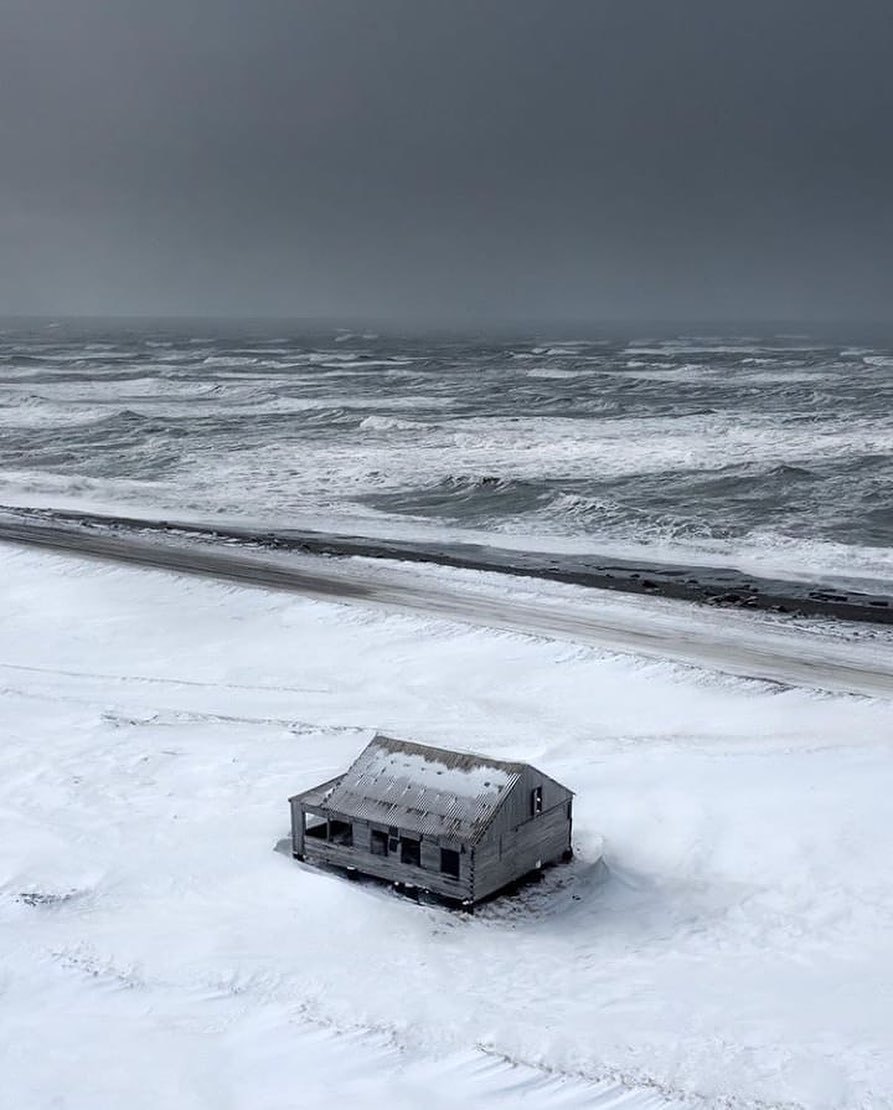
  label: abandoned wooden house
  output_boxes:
[288,733,573,905]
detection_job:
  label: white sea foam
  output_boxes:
[1,327,890,591]
[2,377,225,401]
[358,414,431,432]
[0,396,115,429]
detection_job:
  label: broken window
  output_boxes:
[531,786,543,816]
[328,819,352,846]
[304,813,328,839]
[400,837,421,867]
[370,829,388,856]
[440,848,460,879]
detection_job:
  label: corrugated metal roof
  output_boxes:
[319,734,525,842]
[289,774,345,808]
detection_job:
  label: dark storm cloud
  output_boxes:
[1,0,892,322]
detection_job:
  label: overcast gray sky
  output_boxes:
[2,1,892,323]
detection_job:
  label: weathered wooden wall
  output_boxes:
[473,803,571,901]
[493,765,571,829]
[296,810,473,902]
[472,767,572,901]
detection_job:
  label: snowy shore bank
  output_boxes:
[3,542,893,1107]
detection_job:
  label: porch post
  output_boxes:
[290,798,305,859]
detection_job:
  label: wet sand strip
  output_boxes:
[2,504,891,626]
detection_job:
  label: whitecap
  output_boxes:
[525,368,581,379]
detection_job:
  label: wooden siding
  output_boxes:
[487,765,572,831]
[472,769,572,901]
[295,811,474,901]
[473,802,571,901]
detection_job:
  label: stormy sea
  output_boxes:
[1,319,891,592]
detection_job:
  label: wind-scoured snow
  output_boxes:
[2,544,893,1108]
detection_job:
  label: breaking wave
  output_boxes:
[1,322,891,585]
[358,414,432,432]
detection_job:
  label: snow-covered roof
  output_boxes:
[312,734,526,841]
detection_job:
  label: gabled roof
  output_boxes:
[309,734,526,842]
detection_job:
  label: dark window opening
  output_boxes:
[531,786,543,816]
[388,837,399,852]
[440,848,460,879]
[400,837,421,867]
[304,814,328,839]
[370,829,388,856]
[328,819,352,846]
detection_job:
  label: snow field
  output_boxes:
[2,545,893,1108]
